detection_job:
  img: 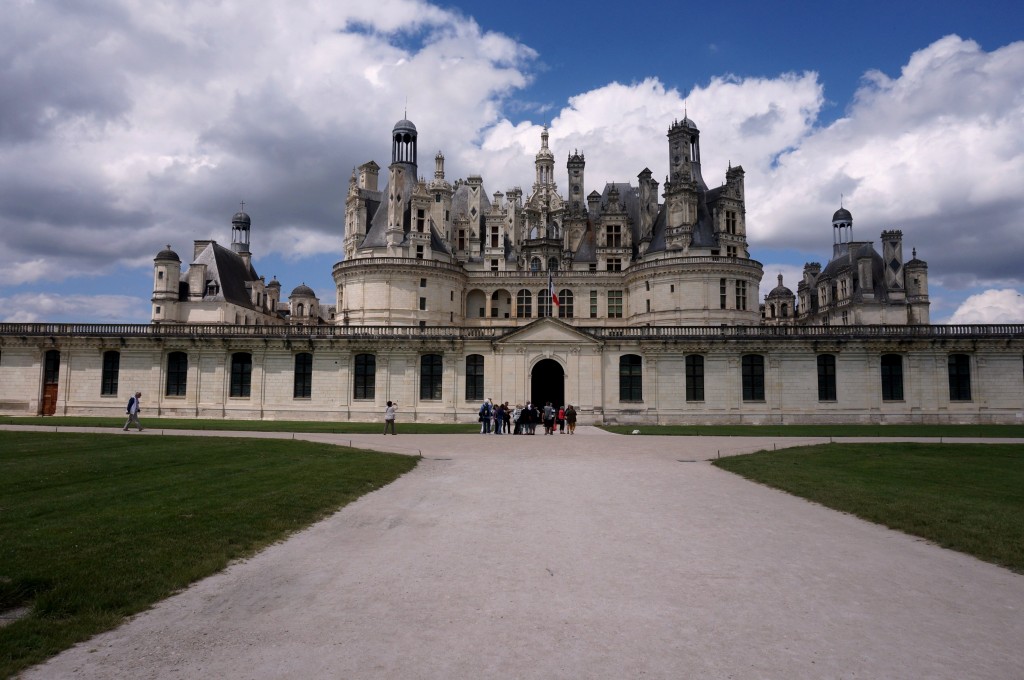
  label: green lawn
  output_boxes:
[601,423,1024,437]
[713,443,1024,572]
[0,432,419,678]
[0,415,480,434]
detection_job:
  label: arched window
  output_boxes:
[537,289,552,317]
[817,354,837,401]
[230,352,252,398]
[166,351,188,397]
[420,354,443,400]
[548,257,559,271]
[685,354,704,401]
[741,354,765,401]
[466,354,484,401]
[948,354,971,401]
[530,257,541,271]
[516,289,532,318]
[296,303,305,317]
[354,354,375,400]
[294,352,313,399]
[881,354,903,401]
[557,289,574,318]
[619,354,643,401]
[101,350,119,396]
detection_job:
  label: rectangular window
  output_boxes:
[230,352,252,398]
[606,224,622,248]
[742,354,765,401]
[685,355,704,401]
[491,259,499,272]
[607,258,622,271]
[590,290,598,318]
[720,279,727,309]
[619,354,643,401]
[948,354,972,401]
[490,226,499,247]
[293,352,313,399]
[608,290,623,318]
[725,210,737,234]
[354,354,375,400]
[101,351,119,396]
[881,354,904,401]
[416,209,425,232]
[589,263,597,272]
[817,354,837,401]
[735,280,747,311]
[416,245,424,259]
[419,297,426,311]
[420,278,427,288]
[458,230,466,250]
[420,354,443,400]
[166,352,188,397]
[466,354,484,401]
[726,245,737,258]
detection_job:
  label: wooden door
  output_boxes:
[41,349,60,416]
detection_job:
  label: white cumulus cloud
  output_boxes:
[949,289,1024,324]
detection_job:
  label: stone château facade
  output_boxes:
[0,115,1021,424]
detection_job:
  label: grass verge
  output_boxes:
[713,442,1024,572]
[0,416,480,434]
[601,423,1024,437]
[0,431,418,677]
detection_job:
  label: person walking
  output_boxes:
[383,400,397,435]
[123,391,144,431]
[557,405,566,433]
[565,403,577,434]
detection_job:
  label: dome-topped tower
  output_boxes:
[231,207,251,255]
[392,117,418,167]
[534,126,555,188]
[832,205,852,246]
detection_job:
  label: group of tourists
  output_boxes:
[478,399,577,435]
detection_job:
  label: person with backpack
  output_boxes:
[493,402,505,435]
[479,398,492,434]
[565,404,577,434]
[123,391,143,432]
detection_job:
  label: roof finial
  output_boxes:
[840,193,843,209]
[912,247,917,258]
[239,200,245,212]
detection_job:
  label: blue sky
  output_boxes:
[2,0,1023,323]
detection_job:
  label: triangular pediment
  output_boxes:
[496,317,602,346]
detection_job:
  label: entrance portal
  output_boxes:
[41,349,60,416]
[530,358,565,408]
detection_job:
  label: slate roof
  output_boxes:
[186,242,260,310]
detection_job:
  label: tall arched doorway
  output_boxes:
[531,358,564,408]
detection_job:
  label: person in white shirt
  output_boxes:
[123,391,143,431]
[383,400,397,435]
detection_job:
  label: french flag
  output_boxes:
[548,270,559,308]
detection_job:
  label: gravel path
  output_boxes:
[18,428,1024,679]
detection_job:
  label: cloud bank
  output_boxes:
[1,2,1021,323]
